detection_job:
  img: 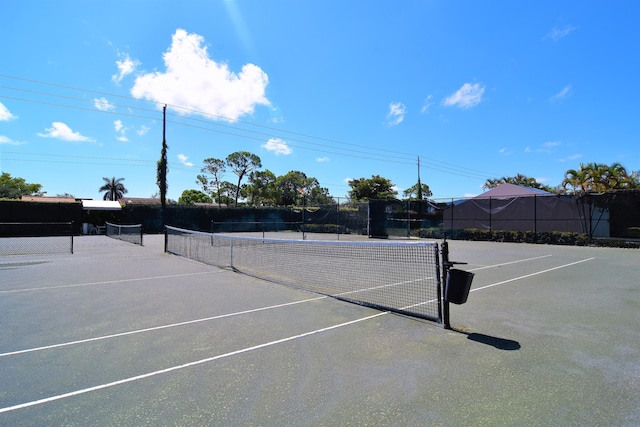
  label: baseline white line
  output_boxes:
[0,296,327,357]
[0,312,386,414]
[0,271,220,294]
[470,257,595,293]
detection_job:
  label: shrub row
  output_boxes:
[303,223,349,234]
[418,228,639,248]
[418,228,592,246]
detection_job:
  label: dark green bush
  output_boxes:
[303,223,348,234]
[418,228,591,246]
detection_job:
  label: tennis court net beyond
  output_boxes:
[0,222,74,255]
[106,222,143,245]
[165,226,442,322]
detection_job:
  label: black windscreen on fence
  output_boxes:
[0,222,74,255]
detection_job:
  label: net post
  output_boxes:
[441,239,452,329]
[164,226,168,253]
[140,225,144,246]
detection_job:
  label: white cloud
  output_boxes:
[0,135,26,145]
[385,102,406,126]
[37,122,95,142]
[94,97,115,111]
[420,95,433,114]
[112,52,140,84]
[177,153,194,166]
[537,142,557,153]
[499,147,512,155]
[0,102,17,121]
[114,120,128,141]
[131,29,270,121]
[556,153,583,163]
[544,25,577,42]
[442,83,485,109]
[137,125,150,136]
[550,85,572,102]
[262,138,292,155]
[316,157,330,162]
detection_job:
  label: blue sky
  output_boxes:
[1,0,638,202]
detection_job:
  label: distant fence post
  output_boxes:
[489,197,492,232]
[450,198,454,232]
[534,195,538,239]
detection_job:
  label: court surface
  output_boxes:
[1,234,639,426]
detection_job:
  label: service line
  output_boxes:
[0,296,326,358]
[0,311,386,414]
[0,271,220,294]
[470,257,595,293]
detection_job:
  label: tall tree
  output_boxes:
[307,185,334,206]
[402,182,432,200]
[273,170,315,206]
[0,172,44,199]
[562,162,639,193]
[99,177,127,201]
[244,169,277,206]
[348,175,397,200]
[157,105,169,222]
[226,151,262,206]
[178,189,212,205]
[483,173,553,192]
[197,158,226,207]
[217,181,237,206]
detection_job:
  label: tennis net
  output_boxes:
[0,222,74,255]
[165,226,442,322]
[105,222,143,245]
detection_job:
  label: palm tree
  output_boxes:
[562,162,638,193]
[483,173,552,192]
[99,177,128,201]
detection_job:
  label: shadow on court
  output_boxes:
[464,331,521,351]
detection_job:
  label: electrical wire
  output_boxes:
[0,74,500,181]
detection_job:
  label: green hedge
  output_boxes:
[303,224,349,234]
[418,228,639,248]
[418,228,592,246]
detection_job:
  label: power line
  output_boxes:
[1,92,493,181]
[0,74,500,180]
[2,151,194,172]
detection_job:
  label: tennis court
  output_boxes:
[1,233,639,426]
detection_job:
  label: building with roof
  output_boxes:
[442,184,609,236]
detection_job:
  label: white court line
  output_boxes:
[0,296,326,357]
[0,271,220,294]
[0,256,594,413]
[0,312,386,414]
[0,254,566,356]
[466,254,553,271]
[470,257,595,293]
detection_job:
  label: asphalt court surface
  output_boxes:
[1,234,639,426]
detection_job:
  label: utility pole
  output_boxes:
[417,155,422,201]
